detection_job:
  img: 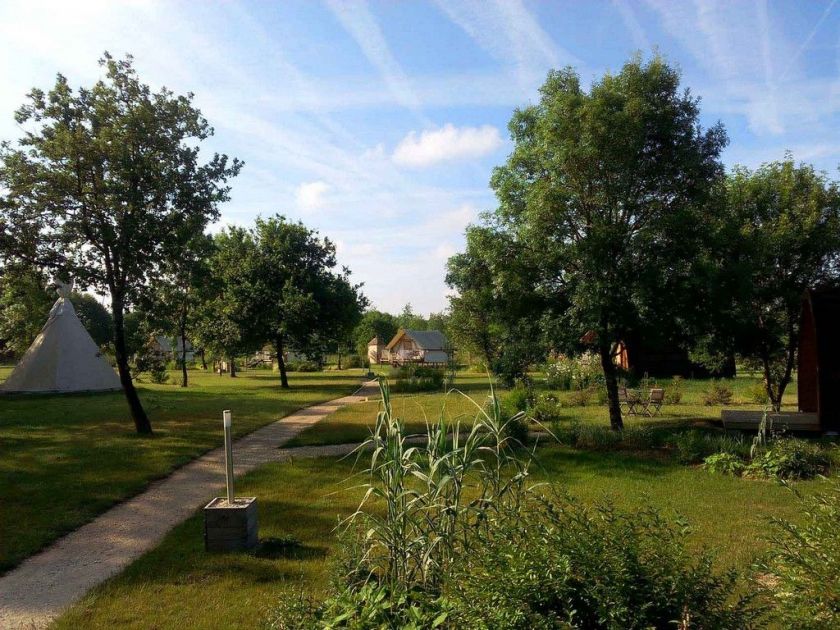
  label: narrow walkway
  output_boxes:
[0,380,380,630]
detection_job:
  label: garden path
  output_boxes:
[0,380,379,630]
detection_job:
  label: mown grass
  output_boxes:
[0,367,364,573]
[289,372,797,447]
[54,441,826,630]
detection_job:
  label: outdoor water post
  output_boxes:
[223,410,234,503]
[203,409,259,552]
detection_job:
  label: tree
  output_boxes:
[0,265,54,355]
[354,310,399,355]
[719,159,840,410]
[145,234,214,387]
[446,224,546,383]
[396,303,428,330]
[472,56,727,429]
[214,215,365,388]
[0,54,241,433]
[70,292,113,347]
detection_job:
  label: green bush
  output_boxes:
[343,354,364,369]
[702,380,734,406]
[670,430,749,464]
[567,386,593,407]
[447,498,762,629]
[544,352,602,391]
[746,438,830,480]
[530,393,565,424]
[286,360,320,372]
[554,423,658,451]
[748,381,769,405]
[703,452,746,476]
[664,376,684,405]
[505,384,531,413]
[390,364,445,393]
[760,483,840,628]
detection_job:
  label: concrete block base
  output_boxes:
[204,497,258,552]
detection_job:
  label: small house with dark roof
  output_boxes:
[385,329,451,366]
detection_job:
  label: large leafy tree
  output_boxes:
[717,159,840,410]
[474,57,727,429]
[446,224,546,383]
[0,265,54,355]
[0,54,241,433]
[216,215,366,388]
[354,310,399,355]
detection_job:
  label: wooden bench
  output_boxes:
[721,410,821,432]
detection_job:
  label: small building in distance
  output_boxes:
[367,336,391,365]
[152,335,195,363]
[385,329,451,366]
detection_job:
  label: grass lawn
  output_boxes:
[0,367,364,573]
[288,371,798,447]
[54,442,828,629]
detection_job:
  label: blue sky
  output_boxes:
[1,1,839,315]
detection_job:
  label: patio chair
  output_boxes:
[644,388,665,417]
[619,386,640,415]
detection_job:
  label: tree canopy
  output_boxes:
[451,56,727,428]
[0,53,241,433]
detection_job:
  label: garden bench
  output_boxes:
[618,386,641,415]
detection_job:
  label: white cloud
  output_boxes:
[393,124,502,167]
[295,180,331,211]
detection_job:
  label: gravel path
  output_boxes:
[0,380,380,630]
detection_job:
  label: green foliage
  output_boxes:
[390,365,445,393]
[0,266,54,355]
[555,422,658,452]
[71,292,114,347]
[568,386,594,407]
[746,438,830,480]
[504,383,532,413]
[671,430,749,464]
[664,376,684,405]
[702,380,734,406]
[446,498,762,629]
[133,338,170,385]
[286,360,320,373]
[703,453,746,476]
[748,381,770,405]
[545,352,603,391]
[353,310,398,356]
[710,160,840,411]
[342,354,364,369]
[529,393,565,424]
[760,483,840,628]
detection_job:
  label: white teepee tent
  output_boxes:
[0,282,122,394]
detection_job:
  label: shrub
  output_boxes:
[287,360,319,372]
[447,498,762,629]
[505,384,531,413]
[555,423,658,451]
[703,452,746,476]
[343,354,364,369]
[530,393,565,424]
[545,352,602,391]
[390,365,445,393]
[702,380,734,406]
[746,438,830,480]
[567,386,593,407]
[670,430,749,464]
[748,381,770,405]
[664,376,684,405]
[760,483,840,628]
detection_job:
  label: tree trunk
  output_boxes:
[337,346,342,370]
[179,312,188,388]
[229,356,237,377]
[276,334,290,389]
[111,295,153,434]
[599,341,624,431]
[199,349,207,370]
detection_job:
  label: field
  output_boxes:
[54,443,824,629]
[48,371,831,629]
[0,367,364,573]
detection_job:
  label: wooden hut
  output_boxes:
[798,288,840,433]
[385,329,450,366]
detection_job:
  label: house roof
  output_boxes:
[386,329,448,351]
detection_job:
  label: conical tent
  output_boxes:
[0,284,121,394]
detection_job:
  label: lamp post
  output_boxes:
[223,409,234,503]
[203,409,258,551]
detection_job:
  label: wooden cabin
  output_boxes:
[723,288,840,433]
[385,329,450,366]
[367,336,390,365]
